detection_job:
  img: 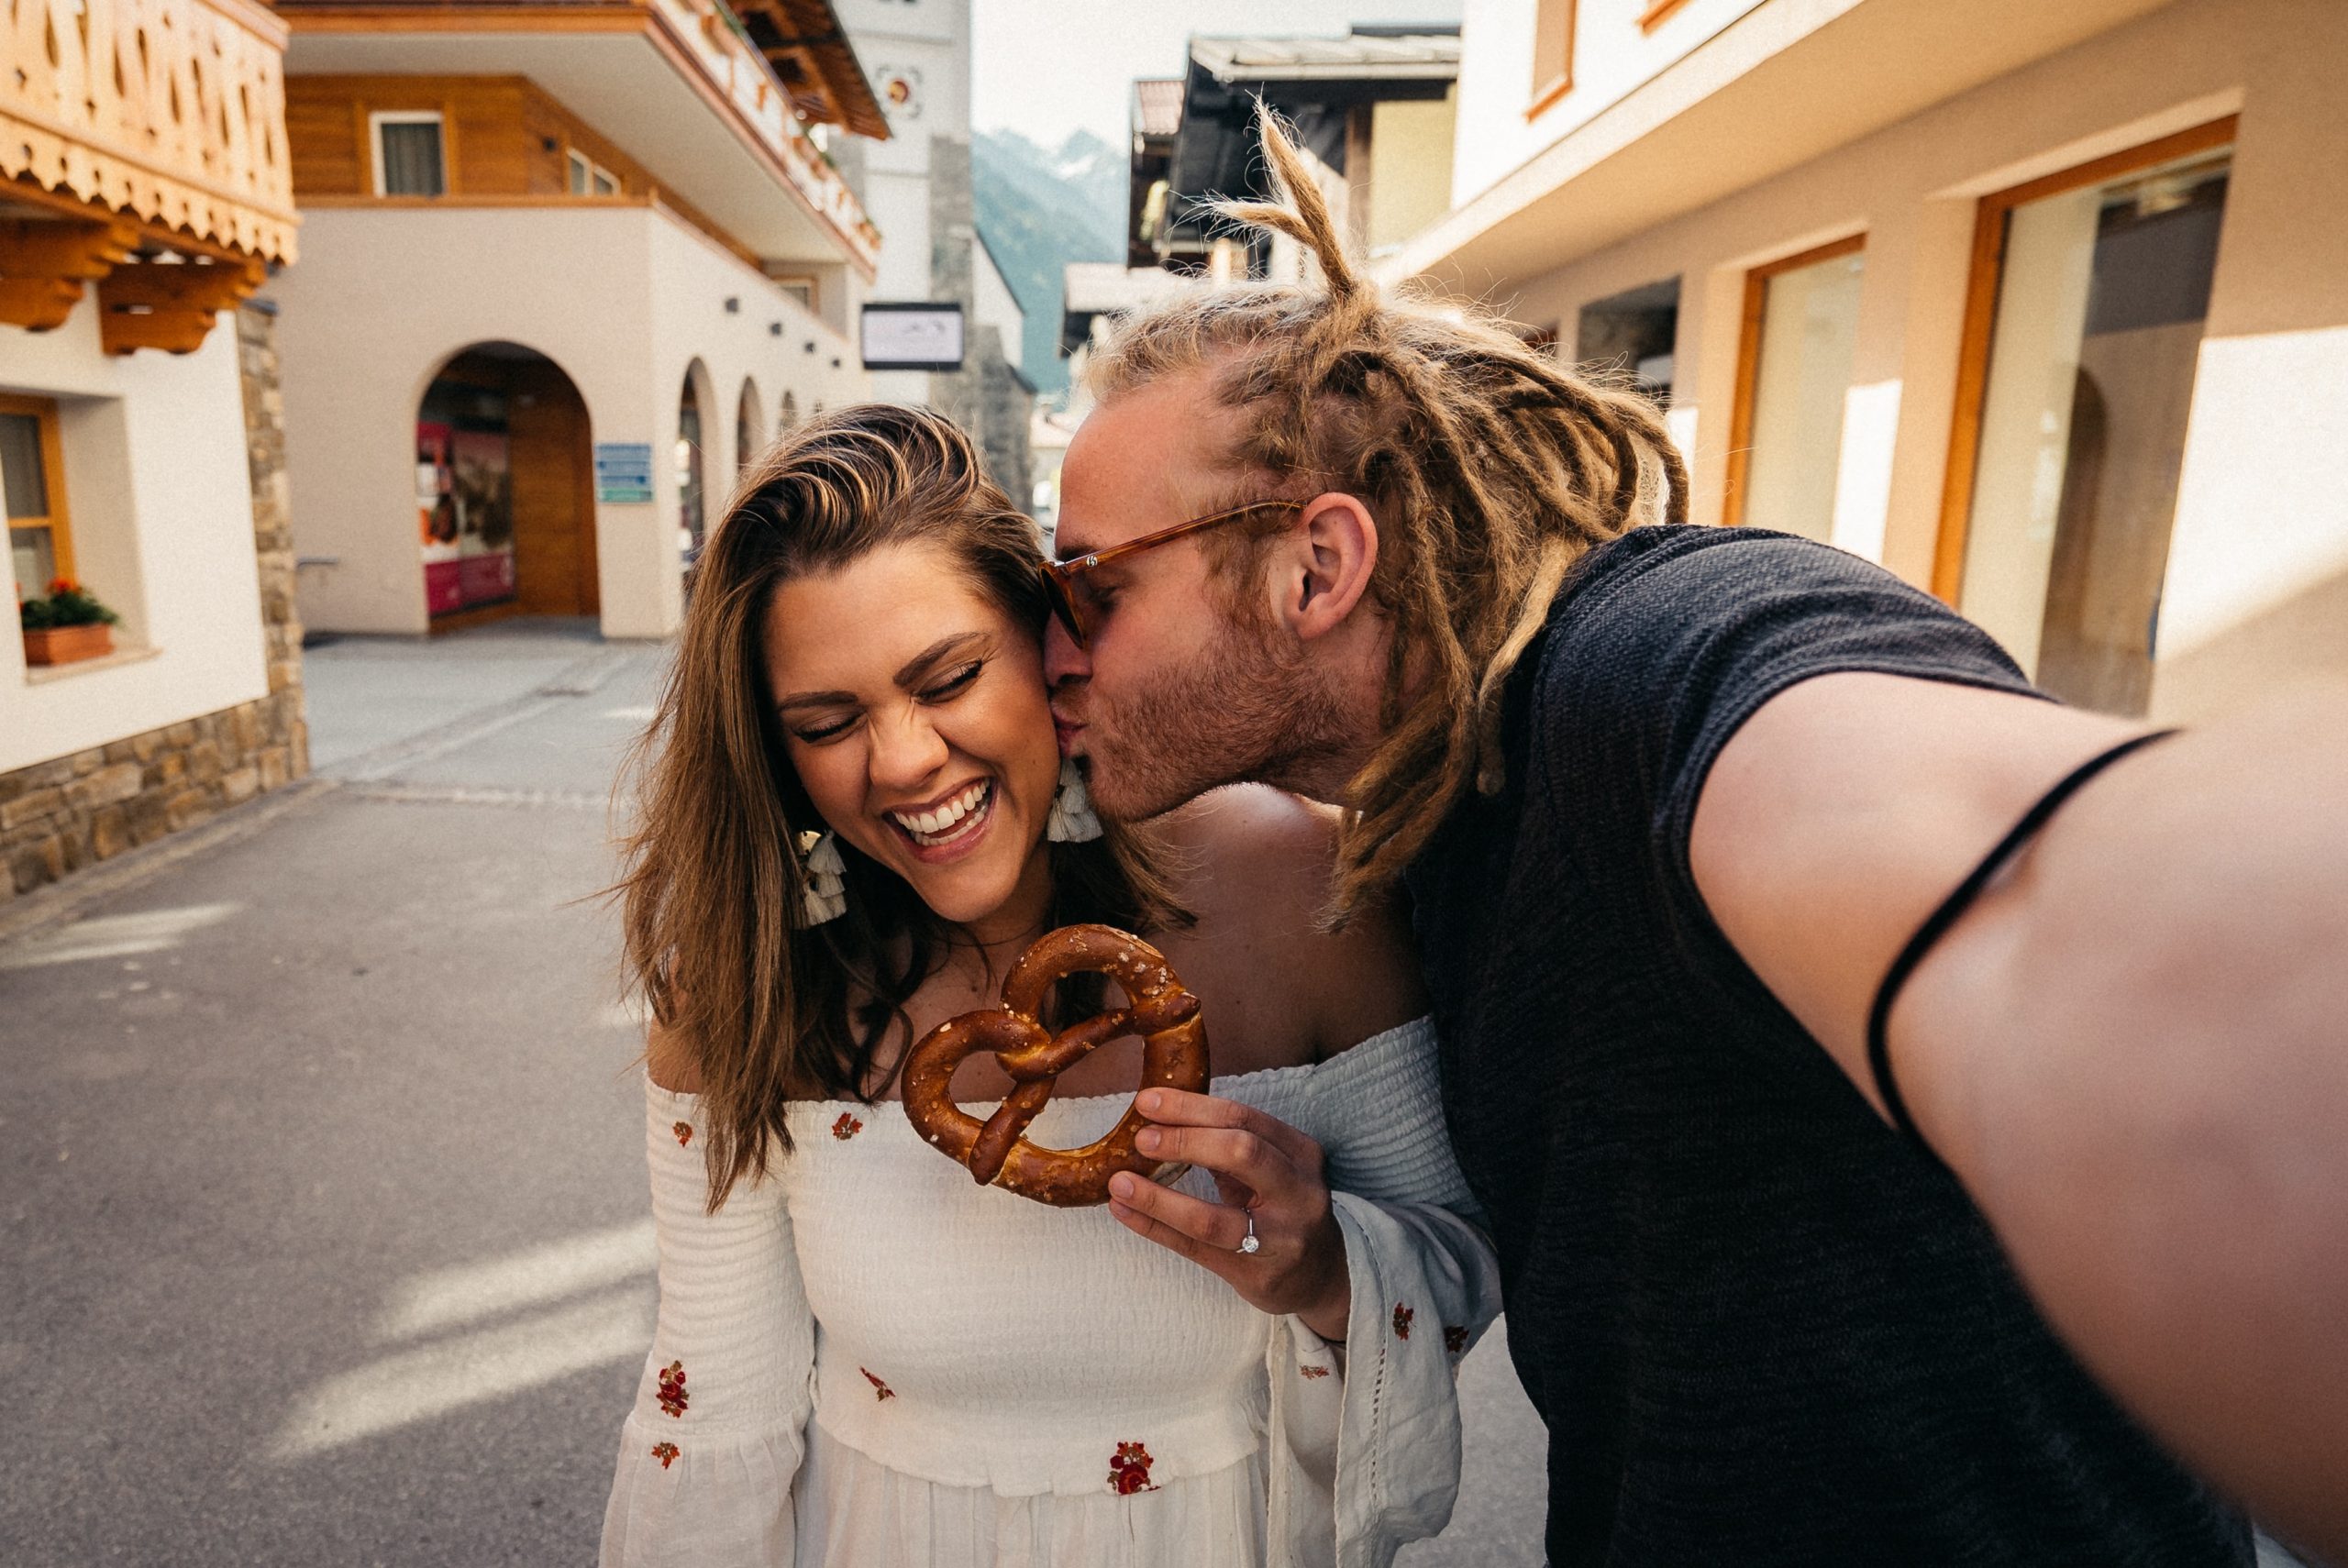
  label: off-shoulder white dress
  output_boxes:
[600,1018,1501,1568]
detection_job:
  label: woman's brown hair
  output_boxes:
[616,403,1180,1209]
[1084,106,1688,920]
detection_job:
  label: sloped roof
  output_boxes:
[1188,29,1460,86]
[1132,78,1185,140]
[730,0,891,139]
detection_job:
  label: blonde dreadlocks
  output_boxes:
[1084,105,1688,918]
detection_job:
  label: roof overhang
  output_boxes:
[728,0,890,140]
[1164,33,1459,245]
[1379,0,2180,296]
[278,2,879,276]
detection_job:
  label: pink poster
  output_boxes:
[416,422,464,616]
[418,416,516,615]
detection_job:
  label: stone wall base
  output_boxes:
[0,695,310,898]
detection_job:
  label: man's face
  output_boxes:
[1046,369,1341,820]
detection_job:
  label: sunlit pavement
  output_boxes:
[0,623,1547,1566]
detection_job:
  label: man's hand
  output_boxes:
[1692,673,2348,1556]
[1106,1088,1353,1342]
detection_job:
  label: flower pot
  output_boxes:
[22,623,114,666]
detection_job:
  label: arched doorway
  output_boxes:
[780,390,799,434]
[677,361,710,562]
[416,343,598,623]
[737,378,764,474]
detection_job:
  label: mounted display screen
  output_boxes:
[861,303,965,372]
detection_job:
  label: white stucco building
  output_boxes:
[1393,0,2348,722]
[267,0,887,640]
[4,0,312,901]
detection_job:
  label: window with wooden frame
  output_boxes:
[1529,0,1577,116]
[771,274,818,314]
[1722,234,1866,541]
[567,148,621,197]
[1934,116,2236,716]
[371,112,448,197]
[3,394,73,606]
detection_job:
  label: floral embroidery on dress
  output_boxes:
[650,1441,680,1469]
[657,1361,689,1418]
[832,1112,864,1141]
[1300,1364,1332,1379]
[861,1367,895,1400]
[1108,1441,1158,1494]
[1444,1324,1468,1354]
[1392,1302,1415,1341]
[671,1121,692,1147]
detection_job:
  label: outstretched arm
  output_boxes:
[1691,672,2348,1555]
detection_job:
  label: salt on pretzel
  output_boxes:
[900,924,1209,1207]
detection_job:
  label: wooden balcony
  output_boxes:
[2,0,296,350]
[271,0,883,276]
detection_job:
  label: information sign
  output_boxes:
[594,442,656,503]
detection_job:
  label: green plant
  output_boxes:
[19,577,120,632]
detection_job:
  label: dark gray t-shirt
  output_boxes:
[1403,526,2248,1567]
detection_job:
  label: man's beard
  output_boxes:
[1079,614,1349,823]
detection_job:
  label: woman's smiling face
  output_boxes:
[764,539,1060,932]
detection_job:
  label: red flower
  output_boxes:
[832,1112,864,1141]
[47,577,73,597]
[861,1367,895,1400]
[1107,1441,1157,1495]
[650,1441,680,1470]
[672,1121,692,1147]
[1392,1303,1414,1341]
[1444,1324,1468,1355]
[1299,1364,1332,1380]
[657,1360,688,1418]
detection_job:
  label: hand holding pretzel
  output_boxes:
[1108,1088,1353,1342]
[900,924,1210,1207]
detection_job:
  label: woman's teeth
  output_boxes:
[890,781,991,846]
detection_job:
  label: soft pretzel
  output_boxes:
[900,924,1209,1207]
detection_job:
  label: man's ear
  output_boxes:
[1275,491,1379,642]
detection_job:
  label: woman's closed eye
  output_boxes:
[792,711,859,745]
[919,660,984,702]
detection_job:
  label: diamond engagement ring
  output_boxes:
[1237,1212,1261,1255]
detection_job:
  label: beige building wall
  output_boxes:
[2,304,271,773]
[1439,0,2347,723]
[1364,94,1457,258]
[272,204,868,640]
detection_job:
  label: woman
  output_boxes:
[601,405,1497,1568]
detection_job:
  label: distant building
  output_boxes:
[1058,262,1201,402]
[1392,0,2348,723]
[4,0,310,903]
[826,0,1031,502]
[1126,79,1186,272]
[268,0,885,640]
[1140,28,1459,282]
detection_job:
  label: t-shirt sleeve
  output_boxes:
[1526,527,2043,997]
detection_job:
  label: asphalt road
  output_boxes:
[0,623,1547,1568]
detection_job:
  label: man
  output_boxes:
[1051,113,2345,1566]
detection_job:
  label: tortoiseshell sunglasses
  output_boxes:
[1037,501,1302,649]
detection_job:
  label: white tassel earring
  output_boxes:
[795,829,847,926]
[1047,758,1103,844]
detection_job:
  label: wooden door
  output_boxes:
[506,364,598,617]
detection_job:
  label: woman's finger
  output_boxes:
[1136,1088,1322,1167]
[1134,1122,1288,1192]
[1106,1174,1251,1265]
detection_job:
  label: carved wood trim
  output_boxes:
[95,253,266,353]
[1,0,297,263]
[0,215,141,329]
